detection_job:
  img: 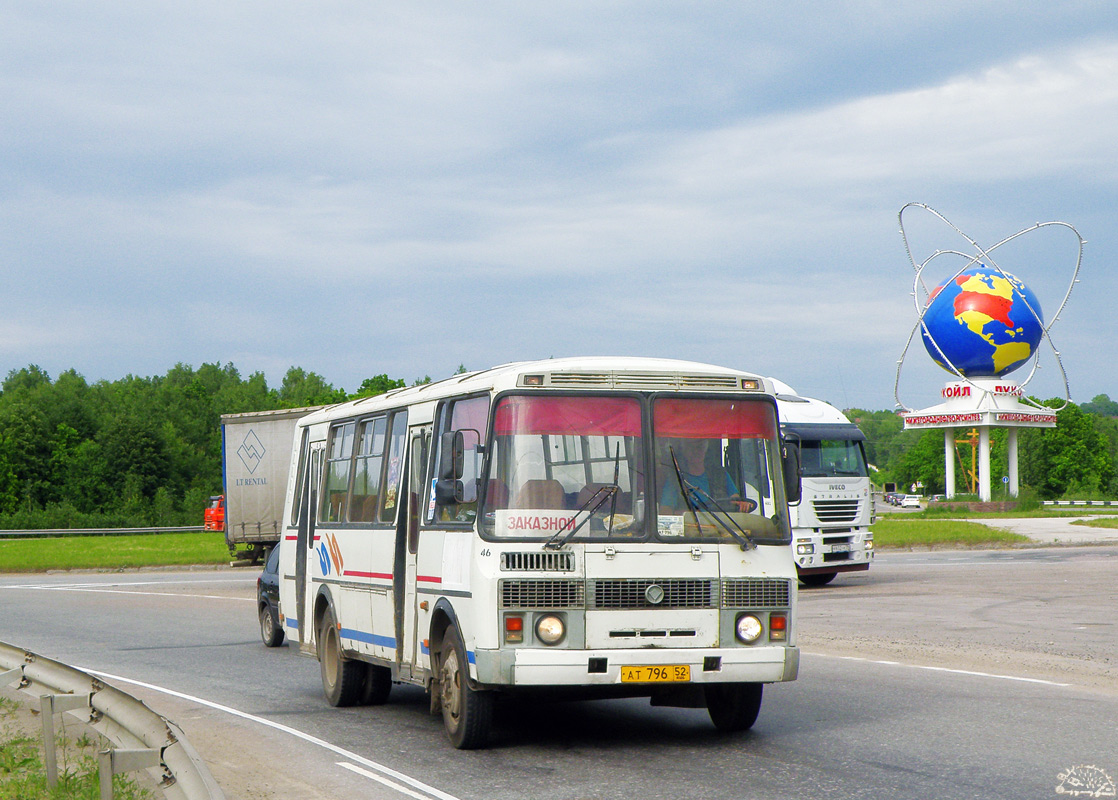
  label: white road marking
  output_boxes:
[84,668,464,800]
[1,578,256,602]
[806,651,1073,687]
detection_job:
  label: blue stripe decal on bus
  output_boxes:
[419,642,475,664]
[285,618,299,631]
[340,627,397,649]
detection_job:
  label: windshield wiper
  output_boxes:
[544,484,619,550]
[668,448,755,551]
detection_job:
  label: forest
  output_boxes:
[1,362,1115,529]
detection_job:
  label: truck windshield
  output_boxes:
[652,396,790,545]
[799,439,869,478]
[483,394,646,540]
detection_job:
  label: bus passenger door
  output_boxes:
[295,442,324,653]
[397,425,429,678]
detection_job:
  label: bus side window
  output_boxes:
[378,411,408,523]
[429,395,490,525]
[320,422,355,523]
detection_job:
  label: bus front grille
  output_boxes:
[501,551,575,572]
[589,579,717,609]
[500,579,585,609]
[721,578,791,608]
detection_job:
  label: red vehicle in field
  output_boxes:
[204,495,225,531]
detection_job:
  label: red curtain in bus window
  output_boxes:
[653,397,776,439]
[494,395,642,437]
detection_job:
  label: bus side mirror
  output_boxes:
[782,440,802,505]
[439,431,465,481]
[436,431,466,504]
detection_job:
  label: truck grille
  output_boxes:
[500,580,584,609]
[588,579,717,609]
[500,551,575,572]
[813,498,860,524]
[721,578,791,608]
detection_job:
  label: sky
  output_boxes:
[3,2,1117,411]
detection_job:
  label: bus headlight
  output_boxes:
[535,614,565,645]
[735,614,763,644]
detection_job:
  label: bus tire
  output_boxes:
[362,664,393,706]
[318,607,364,707]
[705,682,763,732]
[439,625,493,749]
[799,572,837,587]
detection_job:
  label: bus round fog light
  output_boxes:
[736,614,763,644]
[535,615,565,645]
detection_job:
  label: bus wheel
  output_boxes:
[705,682,763,732]
[438,625,493,749]
[318,607,364,707]
[799,572,837,587]
[362,664,393,705]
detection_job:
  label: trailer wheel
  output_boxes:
[438,625,493,749]
[259,604,284,647]
[705,682,763,732]
[318,607,364,707]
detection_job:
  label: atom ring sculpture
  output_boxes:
[894,202,1084,414]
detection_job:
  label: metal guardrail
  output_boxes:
[0,640,224,799]
[0,526,205,538]
[1041,500,1118,507]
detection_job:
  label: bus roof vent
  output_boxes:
[546,372,612,387]
[543,372,743,391]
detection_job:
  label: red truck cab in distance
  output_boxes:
[204,495,225,531]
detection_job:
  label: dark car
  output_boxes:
[257,546,285,647]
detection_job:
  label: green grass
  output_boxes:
[0,695,154,799]
[1071,517,1118,529]
[0,532,229,572]
[872,517,1031,548]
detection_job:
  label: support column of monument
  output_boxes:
[978,426,991,502]
[1007,427,1019,498]
[944,429,955,499]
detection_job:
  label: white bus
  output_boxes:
[771,380,874,586]
[278,357,802,748]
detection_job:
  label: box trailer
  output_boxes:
[220,406,322,562]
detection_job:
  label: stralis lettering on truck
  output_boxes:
[236,477,268,486]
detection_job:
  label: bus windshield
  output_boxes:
[482,393,790,545]
[652,396,789,545]
[484,394,645,540]
[799,439,869,478]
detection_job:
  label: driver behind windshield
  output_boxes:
[659,438,757,515]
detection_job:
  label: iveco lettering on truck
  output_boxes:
[278,358,802,749]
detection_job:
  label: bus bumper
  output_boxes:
[474,645,799,687]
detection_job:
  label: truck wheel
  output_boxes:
[705,682,763,732]
[318,607,364,707]
[362,664,393,706]
[438,625,493,749]
[260,605,284,647]
[799,572,837,587]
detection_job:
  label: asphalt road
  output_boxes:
[1,546,1116,800]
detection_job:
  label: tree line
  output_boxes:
[1,362,1115,529]
[0,363,410,529]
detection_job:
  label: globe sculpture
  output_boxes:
[920,264,1044,378]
